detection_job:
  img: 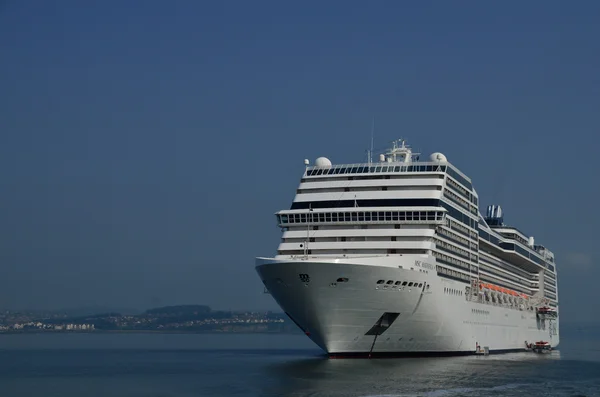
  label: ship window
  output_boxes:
[318,213,325,222]
[406,213,412,221]
[351,167,358,173]
[344,212,351,222]
[399,212,406,221]
[427,212,435,221]
[394,166,401,172]
[386,212,392,221]
[418,283,423,288]
[402,281,408,286]
[408,282,414,287]
[337,277,349,283]
[395,281,401,285]
[358,213,365,221]
[392,212,399,221]
[377,280,385,284]
[386,280,393,285]
[375,166,381,172]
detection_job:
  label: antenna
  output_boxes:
[369,117,375,165]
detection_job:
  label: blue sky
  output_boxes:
[0,1,598,323]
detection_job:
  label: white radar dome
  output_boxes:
[314,157,332,167]
[430,152,447,162]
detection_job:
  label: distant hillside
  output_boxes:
[1,305,298,334]
[144,305,211,315]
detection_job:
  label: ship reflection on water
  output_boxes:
[262,351,576,397]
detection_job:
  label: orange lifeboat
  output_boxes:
[477,282,524,298]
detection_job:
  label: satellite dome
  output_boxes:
[429,152,447,162]
[314,157,332,167]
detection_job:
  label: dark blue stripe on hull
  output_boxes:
[327,348,527,359]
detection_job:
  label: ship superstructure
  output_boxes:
[256,139,559,356]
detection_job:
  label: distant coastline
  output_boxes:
[0,305,299,334]
[0,329,300,335]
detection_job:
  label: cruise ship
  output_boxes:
[256,139,559,357]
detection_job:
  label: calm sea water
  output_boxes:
[0,326,599,397]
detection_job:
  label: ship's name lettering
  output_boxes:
[414,260,435,270]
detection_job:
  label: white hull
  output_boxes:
[256,255,559,356]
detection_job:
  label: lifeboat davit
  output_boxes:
[537,306,558,319]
